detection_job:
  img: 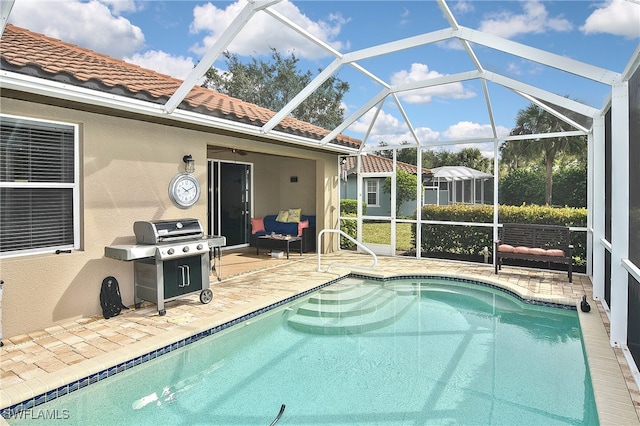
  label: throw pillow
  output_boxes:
[287,208,302,223]
[251,217,265,234]
[275,210,289,222]
[297,219,309,237]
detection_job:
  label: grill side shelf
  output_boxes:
[104,245,157,261]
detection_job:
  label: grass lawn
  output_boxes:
[362,222,413,250]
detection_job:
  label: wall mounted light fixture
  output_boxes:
[340,156,348,165]
[183,154,195,173]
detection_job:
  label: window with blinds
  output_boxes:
[365,179,379,207]
[0,115,78,256]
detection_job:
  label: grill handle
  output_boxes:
[178,265,191,287]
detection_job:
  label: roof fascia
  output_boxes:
[392,93,421,146]
[437,0,484,72]
[438,0,499,140]
[390,70,482,93]
[516,91,591,133]
[621,44,640,82]
[164,0,283,114]
[343,28,455,64]
[260,7,391,135]
[360,138,497,153]
[504,130,587,141]
[1,70,358,154]
[484,71,600,118]
[481,80,498,139]
[1,0,14,35]
[262,58,343,133]
[321,70,482,146]
[455,26,621,85]
[321,87,390,145]
[362,100,385,147]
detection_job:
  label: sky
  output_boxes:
[6,0,640,156]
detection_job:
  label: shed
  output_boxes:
[425,166,493,206]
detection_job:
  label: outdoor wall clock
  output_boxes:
[168,173,201,209]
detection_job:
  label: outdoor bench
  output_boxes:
[495,223,573,283]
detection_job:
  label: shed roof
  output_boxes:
[431,166,493,181]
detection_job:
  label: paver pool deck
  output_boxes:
[1,251,638,424]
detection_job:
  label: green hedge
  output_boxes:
[414,204,587,266]
[340,214,357,248]
[341,199,366,215]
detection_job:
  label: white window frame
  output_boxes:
[365,178,380,207]
[0,114,80,258]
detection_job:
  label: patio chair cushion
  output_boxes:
[298,219,309,237]
[529,248,547,256]
[251,217,265,234]
[276,210,289,222]
[287,208,302,223]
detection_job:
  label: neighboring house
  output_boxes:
[0,25,362,339]
[340,155,431,217]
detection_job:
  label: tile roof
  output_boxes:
[341,154,431,175]
[0,24,362,150]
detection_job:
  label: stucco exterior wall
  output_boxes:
[0,97,339,338]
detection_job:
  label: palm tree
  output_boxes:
[503,103,585,205]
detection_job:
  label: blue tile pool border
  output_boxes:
[1,273,575,419]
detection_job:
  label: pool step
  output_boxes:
[299,287,395,317]
[287,283,417,334]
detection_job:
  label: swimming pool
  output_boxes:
[5,276,598,425]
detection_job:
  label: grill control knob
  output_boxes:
[197,243,203,250]
[168,248,175,255]
[183,246,190,253]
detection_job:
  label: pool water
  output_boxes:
[8,277,598,425]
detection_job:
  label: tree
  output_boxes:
[499,168,545,205]
[374,142,418,165]
[202,48,349,130]
[503,103,586,205]
[374,143,492,173]
[382,169,419,217]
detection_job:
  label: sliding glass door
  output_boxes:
[208,160,252,247]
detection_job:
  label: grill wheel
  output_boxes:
[200,289,213,304]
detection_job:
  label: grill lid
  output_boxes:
[133,218,204,244]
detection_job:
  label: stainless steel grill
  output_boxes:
[105,218,226,316]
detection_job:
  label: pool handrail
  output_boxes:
[269,404,286,426]
[317,229,378,272]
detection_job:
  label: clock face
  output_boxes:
[169,173,201,208]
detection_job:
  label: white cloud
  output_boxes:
[7,0,145,58]
[391,63,476,104]
[443,121,510,140]
[189,0,348,59]
[124,51,196,80]
[452,1,474,14]
[478,0,573,39]
[100,0,140,15]
[350,109,440,146]
[506,61,544,77]
[581,0,640,39]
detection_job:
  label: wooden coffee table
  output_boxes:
[256,235,303,259]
